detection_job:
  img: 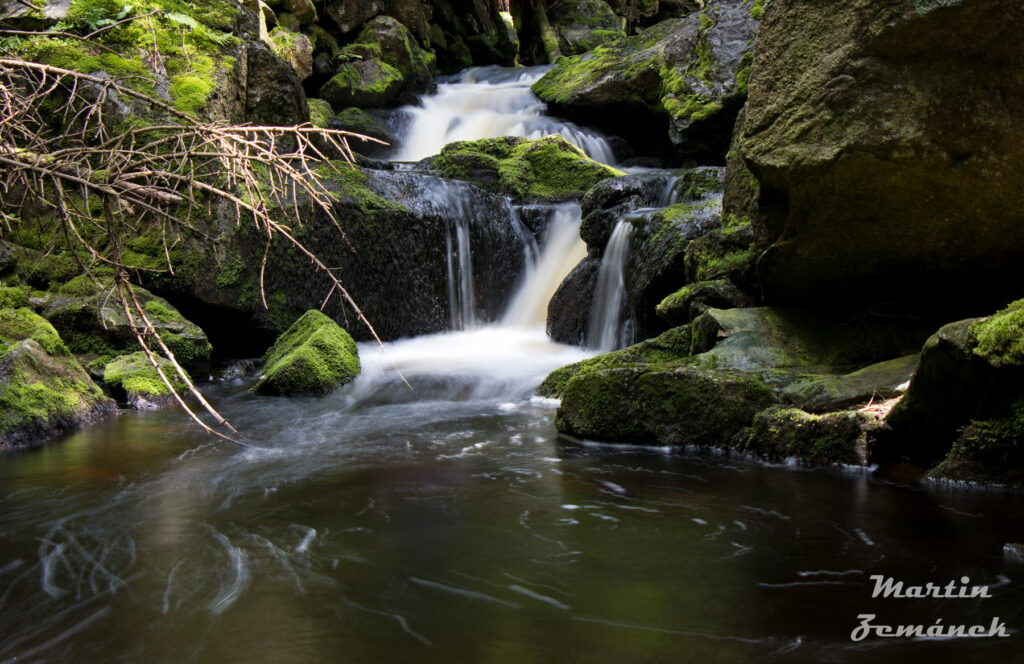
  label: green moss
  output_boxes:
[742,406,870,465]
[0,308,69,358]
[168,74,214,114]
[215,253,245,288]
[57,274,113,297]
[103,351,186,400]
[749,0,768,20]
[969,299,1024,367]
[433,136,622,200]
[930,398,1024,485]
[307,98,333,128]
[253,310,360,396]
[0,286,30,310]
[537,326,694,398]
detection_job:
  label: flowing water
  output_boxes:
[391,66,616,164]
[2,70,1024,663]
[587,220,635,352]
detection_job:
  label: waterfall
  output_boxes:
[392,66,616,165]
[445,215,476,330]
[502,204,588,327]
[587,221,635,352]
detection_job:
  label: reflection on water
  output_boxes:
[1,341,1023,663]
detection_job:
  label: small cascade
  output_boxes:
[366,171,527,330]
[502,204,588,327]
[587,220,635,352]
[392,66,616,164]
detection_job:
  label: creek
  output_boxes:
[1,67,1022,663]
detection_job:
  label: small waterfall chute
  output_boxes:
[502,204,588,328]
[587,220,635,352]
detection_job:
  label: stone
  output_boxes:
[0,308,113,450]
[533,0,758,159]
[268,27,314,80]
[320,58,404,108]
[741,407,879,466]
[734,0,1024,316]
[253,310,361,396]
[428,136,622,201]
[549,0,625,55]
[282,0,316,25]
[103,351,187,410]
[324,0,383,34]
[245,40,309,124]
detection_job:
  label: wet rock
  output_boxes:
[532,0,758,159]
[103,352,186,410]
[428,136,622,201]
[1,308,114,449]
[546,257,600,346]
[253,310,360,396]
[320,58,404,108]
[740,407,879,466]
[324,0,382,34]
[549,0,625,55]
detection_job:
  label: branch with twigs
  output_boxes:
[0,54,393,446]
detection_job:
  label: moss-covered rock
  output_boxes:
[656,278,752,325]
[883,302,1024,471]
[1,308,114,449]
[532,0,759,159]
[548,0,625,55]
[320,57,404,108]
[102,351,187,410]
[930,398,1024,487]
[735,0,1024,317]
[0,286,30,310]
[253,309,360,396]
[267,26,313,79]
[741,406,878,466]
[430,136,622,201]
[42,283,211,375]
[556,364,777,446]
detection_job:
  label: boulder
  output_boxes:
[103,351,187,410]
[532,0,758,159]
[556,364,777,446]
[883,300,1024,471]
[322,15,436,107]
[320,58,404,108]
[245,40,309,124]
[324,0,383,34]
[0,308,114,449]
[656,278,753,325]
[734,0,1024,317]
[740,407,879,466]
[281,0,316,25]
[429,136,623,201]
[42,280,211,375]
[0,0,70,30]
[549,0,625,55]
[253,310,361,395]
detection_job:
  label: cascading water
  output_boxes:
[587,220,635,352]
[502,204,588,328]
[391,66,616,165]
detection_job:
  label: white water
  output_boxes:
[587,221,635,352]
[502,204,588,328]
[392,66,616,164]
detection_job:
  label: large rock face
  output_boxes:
[736,0,1024,316]
[532,0,758,159]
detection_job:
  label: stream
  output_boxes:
[1,67,1023,663]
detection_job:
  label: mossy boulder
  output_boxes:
[430,136,623,201]
[883,301,1024,471]
[102,351,187,410]
[741,407,879,466]
[320,57,404,108]
[532,0,759,159]
[1,307,114,449]
[930,398,1024,487]
[735,0,1024,317]
[656,278,753,326]
[319,15,435,108]
[549,0,625,55]
[42,283,211,375]
[253,310,360,396]
[556,364,777,446]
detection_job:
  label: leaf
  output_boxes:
[165,12,200,29]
